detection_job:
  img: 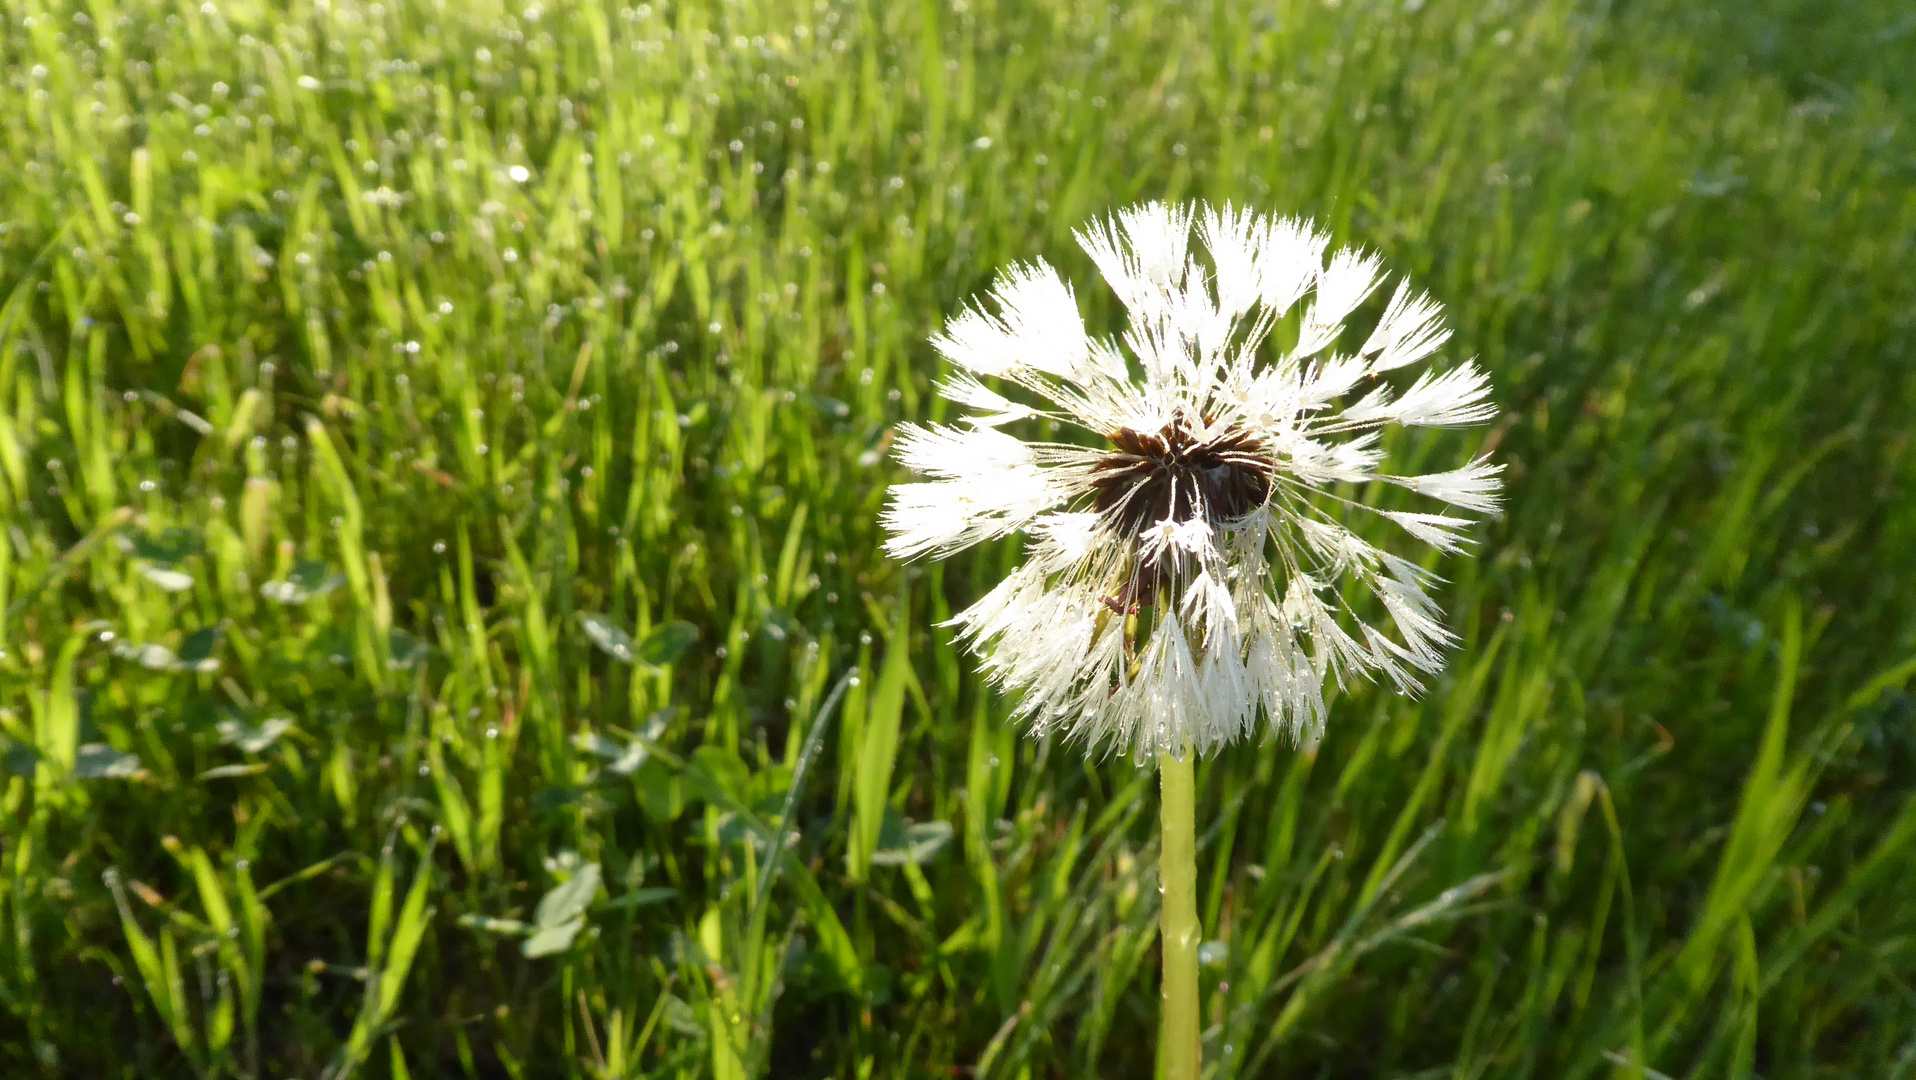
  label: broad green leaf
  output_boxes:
[74,743,141,779]
[307,625,354,666]
[522,918,584,958]
[175,627,221,672]
[871,818,954,867]
[260,561,345,604]
[113,640,178,670]
[603,887,678,910]
[662,995,703,1036]
[690,746,752,805]
[387,629,430,668]
[217,716,295,754]
[124,526,203,563]
[533,862,601,930]
[111,633,217,674]
[577,730,649,775]
[197,763,270,780]
[637,620,699,666]
[2,741,39,778]
[457,914,531,935]
[137,563,195,592]
[633,757,683,822]
[578,613,635,662]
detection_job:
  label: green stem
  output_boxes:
[1159,750,1201,1080]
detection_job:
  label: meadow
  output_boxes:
[2,0,1914,1075]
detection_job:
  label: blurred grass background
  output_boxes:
[2,0,1914,1076]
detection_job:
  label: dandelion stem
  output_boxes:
[1158,749,1202,1080]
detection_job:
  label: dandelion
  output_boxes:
[882,201,1500,1079]
[885,202,1498,756]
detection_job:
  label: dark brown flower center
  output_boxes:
[1089,418,1273,539]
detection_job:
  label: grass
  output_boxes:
[1,0,1914,1075]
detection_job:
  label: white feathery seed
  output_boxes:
[882,201,1502,759]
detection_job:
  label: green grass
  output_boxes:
[2,0,1914,1075]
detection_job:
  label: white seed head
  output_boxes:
[883,201,1501,760]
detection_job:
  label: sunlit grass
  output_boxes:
[1,0,1913,1076]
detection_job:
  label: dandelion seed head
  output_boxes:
[884,201,1501,760]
